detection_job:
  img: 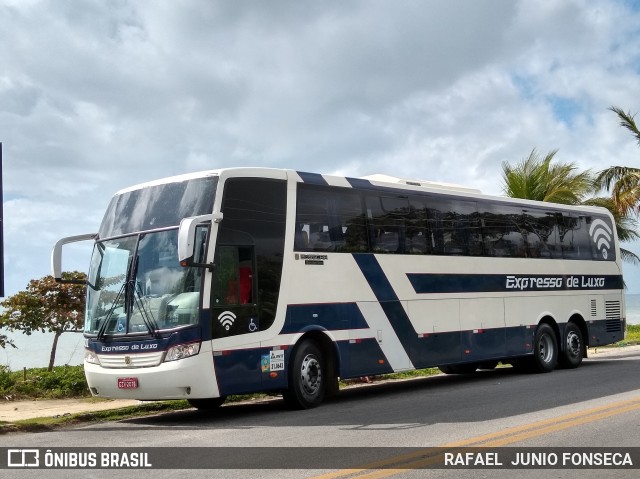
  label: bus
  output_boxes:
[52,168,625,409]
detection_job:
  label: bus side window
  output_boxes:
[213,246,255,306]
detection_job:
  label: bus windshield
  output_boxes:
[85,228,205,336]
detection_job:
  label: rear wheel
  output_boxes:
[559,322,583,369]
[188,396,226,410]
[283,340,326,409]
[530,323,558,373]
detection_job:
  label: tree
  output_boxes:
[594,107,640,216]
[0,272,86,371]
[502,149,593,204]
[0,333,15,350]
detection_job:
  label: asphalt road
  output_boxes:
[3,347,640,479]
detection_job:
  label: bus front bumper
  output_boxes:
[84,351,220,401]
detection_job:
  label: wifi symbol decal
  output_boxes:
[218,311,236,331]
[589,219,613,260]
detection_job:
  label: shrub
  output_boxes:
[0,365,90,399]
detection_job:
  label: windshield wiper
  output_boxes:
[96,254,134,341]
[133,282,160,338]
[95,243,161,340]
[129,255,160,338]
[96,279,126,341]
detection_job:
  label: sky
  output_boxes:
[2,0,640,297]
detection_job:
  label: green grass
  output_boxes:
[613,323,640,346]
[0,364,90,400]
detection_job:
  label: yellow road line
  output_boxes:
[308,396,640,479]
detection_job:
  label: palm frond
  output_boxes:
[594,166,640,192]
[621,248,640,267]
[610,106,640,147]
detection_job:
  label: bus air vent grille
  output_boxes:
[605,320,622,333]
[605,300,622,332]
[98,351,164,368]
[605,300,621,320]
[590,300,597,317]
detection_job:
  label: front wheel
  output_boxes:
[530,323,558,373]
[283,340,325,409]
[559,322,583,369]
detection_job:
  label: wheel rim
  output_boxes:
[300,354,322,396]
[538,333,555,364]
[566,331,581,358]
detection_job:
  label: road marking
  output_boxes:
[308,396,640,479]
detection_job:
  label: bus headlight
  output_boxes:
[165,342,201,362]
[85,349,101,365]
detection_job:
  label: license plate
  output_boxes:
[117,377,139,389]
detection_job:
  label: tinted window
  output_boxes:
[217,178,287,332]
[294,183,615,262]
[427,198,483,256]
[366,195,409,253]
[480,204,527,257]
[100,176,217,238]
[521,209,561,258]
[296,186,367,252]
[558,214,594,260]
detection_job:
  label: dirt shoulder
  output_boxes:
[0,398,141,422]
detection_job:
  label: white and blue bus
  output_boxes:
[52,168,625,409]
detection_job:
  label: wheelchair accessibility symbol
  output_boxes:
[249,318,258,332]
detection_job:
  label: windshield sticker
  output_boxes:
[217,311,236,331]
[261,355,270,373]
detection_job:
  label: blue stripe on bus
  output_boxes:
[87,326,201,354]
[214,347,290,396]
[407,273,624,294]
[352,253,417,359]
[351,254,535,367]
[282,303,370,334]
[297,171,329,185]
[336,338,394,378]
[345,177,373,189]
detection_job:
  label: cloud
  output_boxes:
[2,0,640,294]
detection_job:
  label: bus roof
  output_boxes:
[112,167,613,219]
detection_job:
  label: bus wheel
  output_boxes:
[559,322,583,369]
[439,363,477,374]
[284,340,325,409]
[531,323,558,373]
[188,396,226,410]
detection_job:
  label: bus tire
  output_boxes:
[559,322,583,369]
[283,340,325,409]
[188,396,226,410]
[530,323,558,373]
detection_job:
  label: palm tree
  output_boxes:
[502,149,593,204]
[594,107,640,216]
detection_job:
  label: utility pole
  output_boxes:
[0,142,4,297]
